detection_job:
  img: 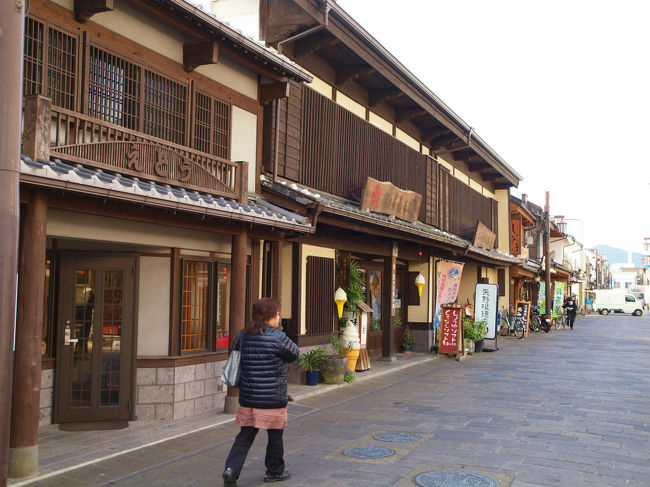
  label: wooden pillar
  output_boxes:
[9,190,48,478]
[248,239,261,323]
[225,226,247,413]
[0,4,24,484]
[270,241,282,302]
[382,242,397,359]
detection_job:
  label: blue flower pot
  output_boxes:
[305,370,320,386]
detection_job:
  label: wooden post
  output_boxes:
[271,241,283,303]
[381,242,397,359]
[238,161,248,205]
[249,239,261,323]
[9,191,48,478]
[21,96,51,161]
[544,192,552,316]
[0,3,25,485]
[225,226,247,414]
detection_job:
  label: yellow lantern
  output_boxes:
[415,272,426,297]
[334,287,347,318]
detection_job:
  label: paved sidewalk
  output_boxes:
[9,349,442,486]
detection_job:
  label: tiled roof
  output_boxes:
[261,177,519,264]
[20,156,313,232]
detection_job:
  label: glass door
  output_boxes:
[56,255,134,424]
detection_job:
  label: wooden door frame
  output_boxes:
[54,253,137,424]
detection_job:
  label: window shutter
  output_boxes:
[306,256,335,335]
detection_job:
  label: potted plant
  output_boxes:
[463,317,485,354]
[321,332,349,384]
[473,320,487,352]
[298,347,328,386]
[341,259,366,319]
[402,325,415,352]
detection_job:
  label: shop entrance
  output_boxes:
[55,255,135,424]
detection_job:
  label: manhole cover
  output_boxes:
[341,446,395,459]
[465,372,507,379]
[373,432,421,442]
[413,471,497,487]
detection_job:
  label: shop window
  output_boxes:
[180,260,229,353]
[305,256,334,335]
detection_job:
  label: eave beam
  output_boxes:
[430,132,460,151]
[75,0,114,23]
[368,89,402,107]
[395,108,427,124]
[294,36,340,58]
[183,41,219,73]
[335,65,376,86]
[260,81,290,105]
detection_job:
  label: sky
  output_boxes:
[206,0,650,252]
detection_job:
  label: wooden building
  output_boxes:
[10,0,315,476]
[255,0,523,357]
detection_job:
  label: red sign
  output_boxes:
[511,219,521,256]
[439,305,462,356]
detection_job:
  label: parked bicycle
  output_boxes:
[529,306,542,333]
[498,308,526,339]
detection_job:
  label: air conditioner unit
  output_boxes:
[525,236,534,246]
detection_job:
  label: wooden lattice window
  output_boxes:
[143,71,187,145]
[193,91,230,158]
[181,261,209,352]
[23,17,77,110]
[305,256,335,335]
[88,46,140,130]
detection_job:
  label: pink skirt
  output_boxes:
[236,406,288,430]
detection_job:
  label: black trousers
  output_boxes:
[567,313,576,327]
[225,426,285,478]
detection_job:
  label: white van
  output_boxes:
[592,290,644,316]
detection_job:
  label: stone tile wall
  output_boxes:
[40,369,54,426]
[136,360,227,421]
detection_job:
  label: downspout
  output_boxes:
[277,1,331,55]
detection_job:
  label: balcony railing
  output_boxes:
[23,96,247,202]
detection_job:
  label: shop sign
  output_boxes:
[473,221,496,249]
[360,177,422,222]
[474,283,498,339]
[515,300,531,337]
[439,304,463,358]
[433,260,465,328]
[537,281,546,314]
[511,219,521,255]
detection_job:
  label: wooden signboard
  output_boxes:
[515,300,531,337]
[473,221,496,249]
[511,218,522,256]
[360,177,422,223]
[438,304,464,359]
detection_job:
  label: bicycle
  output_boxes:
[498,310,526,339]
[529,306,542,332]
[556,310,568,330]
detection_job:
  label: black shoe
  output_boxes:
[264,471,291,482]
[223,467,237,487]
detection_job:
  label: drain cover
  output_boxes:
[465,372,507,379]
[413,471,497,487]
[373,432,421,442]
[341,446,395,459]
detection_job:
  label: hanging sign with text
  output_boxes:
[438,304,463,358]
[474,283,499,339]
[360,177,422,222]
[433,260,465,329]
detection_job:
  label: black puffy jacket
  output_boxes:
[238,325,299,409]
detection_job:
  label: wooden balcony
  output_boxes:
[23,96,247,202]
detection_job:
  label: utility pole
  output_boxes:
[544,192,552,315]
[0,1,24,485]
[594,249,600,289]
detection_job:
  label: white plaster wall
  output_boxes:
[336,91,366,119]
[309,76,333,99]
[137,256,171,356]
[395,128,420,152]
[300,244,335,335]
[428,256,435,322]
[196,58,258,101]
[281,242,293,319]
[47,209,231,252]
[368,112,393,135]
[407,261,429,323]
[495,189,510,254]
[231,106,258,194]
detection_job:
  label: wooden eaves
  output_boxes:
[261,0,522,188]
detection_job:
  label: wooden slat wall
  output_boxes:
[301,87,429,222]
[305,256,334,335]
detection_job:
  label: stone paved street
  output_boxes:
[19,314,650,487]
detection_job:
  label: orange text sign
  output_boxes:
[439,304,463,358]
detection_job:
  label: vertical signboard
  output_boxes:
[537,281,546,314]
[433,260,465,328]
[474,283,499,339]
[438,304,463,359]
[553,281,565,315]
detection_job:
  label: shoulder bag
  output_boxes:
[221,332,243,388]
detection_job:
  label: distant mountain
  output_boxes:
[595,245,643,267]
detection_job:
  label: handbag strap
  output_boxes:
[232,331,244,351]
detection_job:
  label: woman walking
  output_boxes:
[223,298,299,486]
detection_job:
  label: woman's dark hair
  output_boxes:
[245,298,281,335]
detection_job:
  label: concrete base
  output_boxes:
[379,356,397,362]
[224,396,239,414]
[8,445,38,479]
